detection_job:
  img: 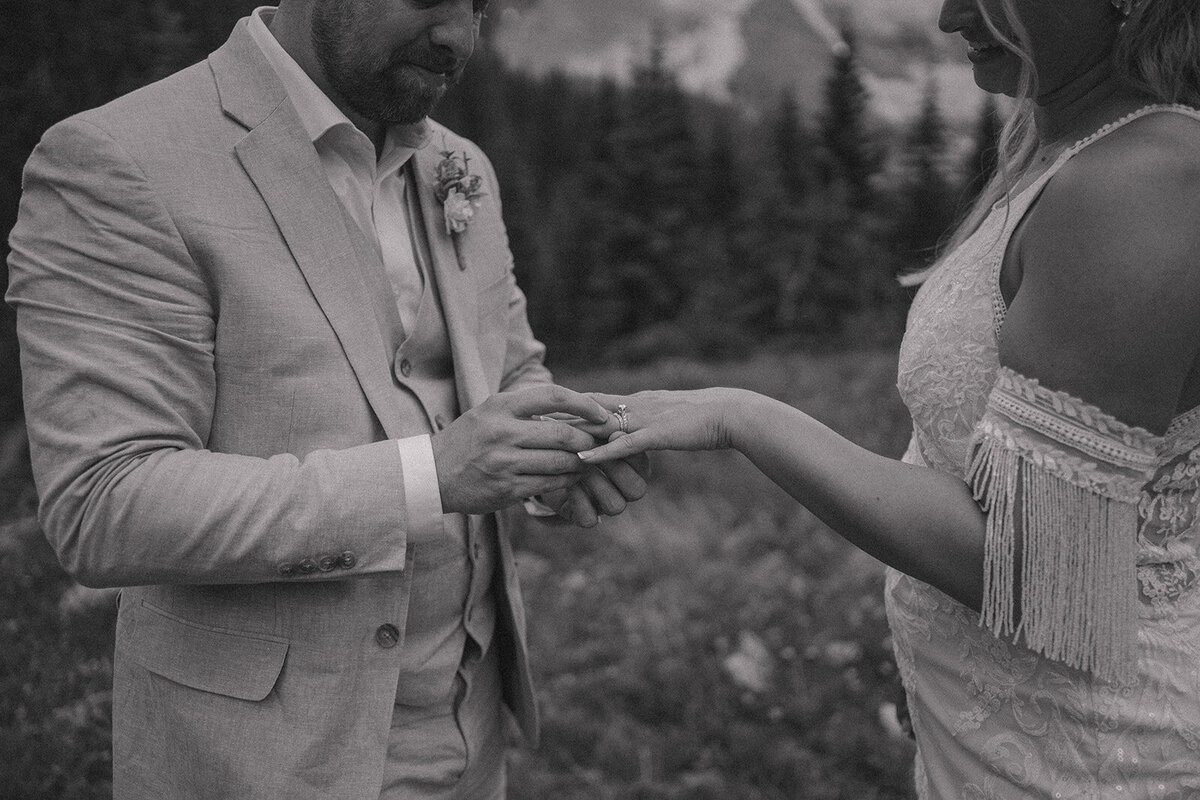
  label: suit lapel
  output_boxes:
[211,21,409,440]
[408,150,489,412]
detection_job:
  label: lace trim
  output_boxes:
[985,369,1160,478]
[1065,103,1200,157]
[1163,403,1200,458]
[967,368,1162,683]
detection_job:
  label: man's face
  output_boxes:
[311,0,487,125]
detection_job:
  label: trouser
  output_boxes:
[379,640,506,800]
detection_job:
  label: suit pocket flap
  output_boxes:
[130,600,288,701]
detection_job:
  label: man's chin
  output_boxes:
[344,86,442,127]
[382,96,441,126]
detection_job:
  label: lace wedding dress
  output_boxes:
[888,105,1200,799]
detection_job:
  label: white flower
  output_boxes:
[443,189,476,234]
[722,631,774,693]
[877,702,908,739]
[823,640,863,668]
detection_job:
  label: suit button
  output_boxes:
[399,359,413,378]
[339,551,357,569]
[375,624,400,649]
[434,414,448,431]
[297,558,318,575]
[278,563,297,578]
[317,554,338,572]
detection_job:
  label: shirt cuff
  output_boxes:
[397,435,445,545]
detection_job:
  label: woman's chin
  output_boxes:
[974,80,1020,99]
[971,69,1019,98]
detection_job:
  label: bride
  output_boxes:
[579,0,1200,795]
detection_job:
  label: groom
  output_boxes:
[6,1,644,798]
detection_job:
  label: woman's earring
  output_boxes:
[1110,0,1134,17]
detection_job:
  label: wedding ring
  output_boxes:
[615,404,629,433]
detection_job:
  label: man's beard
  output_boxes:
[310,3,459,125]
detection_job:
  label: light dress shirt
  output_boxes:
[248,8,445,539]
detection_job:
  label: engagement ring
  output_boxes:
[615,404,629,433]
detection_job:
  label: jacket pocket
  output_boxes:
[127,599,289,701]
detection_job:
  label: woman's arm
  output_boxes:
[732,391,989,608]
[583,387,989,609]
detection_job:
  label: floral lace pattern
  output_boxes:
[887,106,1200,799]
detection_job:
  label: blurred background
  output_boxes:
[0,1,998,797]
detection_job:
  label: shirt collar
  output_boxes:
[247,6,431,172]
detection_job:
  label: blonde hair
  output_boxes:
[1116,0,1200,106]
[905,0,1200,284]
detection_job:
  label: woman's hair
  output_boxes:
[903,0,1200,285]
[1116,0,1200,106]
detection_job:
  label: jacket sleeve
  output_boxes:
[6,117,414,589]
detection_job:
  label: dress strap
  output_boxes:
[1061,103,1200,160]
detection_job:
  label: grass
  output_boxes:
[0,348,917,798]
[1,423,115,800]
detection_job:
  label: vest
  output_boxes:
[390,265,498,707]
[339,181,498,708]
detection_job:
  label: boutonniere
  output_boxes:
[433,141,487,236]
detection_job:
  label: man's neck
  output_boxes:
[266,5,384,148]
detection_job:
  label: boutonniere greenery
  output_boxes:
[434,142,486,235]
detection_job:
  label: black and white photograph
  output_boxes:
[2,0,1199,797]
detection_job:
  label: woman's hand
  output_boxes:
[576,388,747,463]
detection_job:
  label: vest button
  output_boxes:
[375,623,400,649]
[399,358,413,378]
[317,554,338,572]
[339,551,357,569]
[297,558,318,575]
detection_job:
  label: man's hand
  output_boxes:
[538,450,650,528]
[431,386,611,515]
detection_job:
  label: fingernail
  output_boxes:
[578,450,595,461]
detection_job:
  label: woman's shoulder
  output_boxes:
[1032,108,1200,270]
[1054,107,1200,212]
[1002,106,1200,431]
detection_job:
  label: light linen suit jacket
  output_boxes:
[6,17,547,800]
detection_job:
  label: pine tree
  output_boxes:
[797,23,892,332]
[597,20,706,339]
[961,94,1002,203]
[536,78,630,360]
[817,25,882,209]
[706,112,741,223]
[894,78,958,267]
[687,109,757,349]
[774,89,811,203]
